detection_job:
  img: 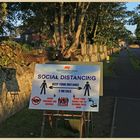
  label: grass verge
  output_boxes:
[103,52,119,77]
[0,107,79,138]
[127,49,140,70]
[0,108,42,137]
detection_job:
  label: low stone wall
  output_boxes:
[100,52,105,61]
[72,43,121,62]
[129,44,140,48]
[0,63,35,124]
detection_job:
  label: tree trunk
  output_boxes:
[63,3,90,58]
[89,8,100,44]
[53,7,59,48]
[72,9,76,32]
[59,2,65,53]
[83,21,87,47]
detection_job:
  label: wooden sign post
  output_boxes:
[40,110,86,137]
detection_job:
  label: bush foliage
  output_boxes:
[1,40,32,52]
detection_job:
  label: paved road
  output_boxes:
[104,48,140,137]
[104,48,140,98]
[112,97,140,137]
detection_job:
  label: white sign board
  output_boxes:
[29,62,102,112]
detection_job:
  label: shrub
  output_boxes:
[0,55,10,66]
[21,43,32,52]
[1,40,32,52]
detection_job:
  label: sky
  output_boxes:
[125,2,140,35]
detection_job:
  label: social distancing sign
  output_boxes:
[29,62,103,112]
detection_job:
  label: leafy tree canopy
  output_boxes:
[1,2,133,58]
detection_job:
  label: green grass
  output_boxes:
[103,52,119,77]
[127,49,140,71]
[0,108,42,137]
[0,107,79,138]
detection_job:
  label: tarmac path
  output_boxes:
[104,48,140,137]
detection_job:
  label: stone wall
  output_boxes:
[0,63,35,123]
[0,43,40,123]
[129,44,140,48]
[72,43,121,62]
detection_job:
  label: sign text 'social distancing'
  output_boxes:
[29,62,102,112]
